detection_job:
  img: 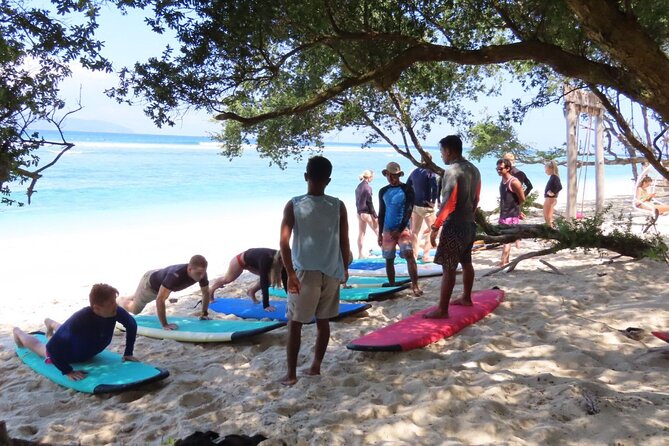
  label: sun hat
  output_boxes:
[382,162,404,177]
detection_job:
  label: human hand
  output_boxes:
[122,355,139,362]
[520,212,526,220]
[264,305,277,312]
[287,273,301,294]
[162,323,178,330]
[199,313,210,321]
[66,370,87,381]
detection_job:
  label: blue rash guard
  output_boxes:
[45,306,137,375]
[378,183,414,232]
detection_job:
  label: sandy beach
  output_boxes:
[1,194,669,445]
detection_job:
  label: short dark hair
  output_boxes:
[189,254,208,269]
[306,156,332,182]
[497,158,512,169]
[439,135,463,156]
[89,283,119,306]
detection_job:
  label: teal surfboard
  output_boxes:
[133,316,285,342]
[345,276,411,288]
[15,332,168,394]
[269,284,408,301]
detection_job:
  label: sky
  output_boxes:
[54,6,567,149]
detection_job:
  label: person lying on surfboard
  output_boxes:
[209,248,287,313]
[117,254,210,330]
[425,135,481,319]
[13,284,138,381]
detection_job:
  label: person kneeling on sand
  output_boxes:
[13,284,138,381]
[117,254,211,330]
[279,155,350,386]
[209,248,287,312]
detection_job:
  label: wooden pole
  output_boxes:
[595,113,605,213]
[565,100,578,219]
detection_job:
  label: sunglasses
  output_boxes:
[496,167,506,171]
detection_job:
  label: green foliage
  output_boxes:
[551,206,668,260]
[1,0,110,205]
[105,0,669,181]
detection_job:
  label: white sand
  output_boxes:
[1,195,669,445]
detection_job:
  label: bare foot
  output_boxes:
[302,366,321,377]
[278,375,298,386]
[450,296,473,306]
[423,309,449,319]
[44,318,56,338]
[412,286,424,297]
[12,328,24,347]
[247,290,259,304]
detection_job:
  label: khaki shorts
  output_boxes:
[286,270,340,323]
[131,269,159,314]
[413,205,435,218]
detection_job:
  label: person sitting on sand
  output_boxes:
[378,161,423,296]
[209,248,287,312]
[117,254,210,330]
[279,155,350,386]
[635,176,669,217]
[424,135,481,319]
[13,284,138,381]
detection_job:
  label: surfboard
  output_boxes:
[15,332,169,394]
[345,276,411,288]
[347,288,505,352]
[209,298,371,322]
[132,316,285,342]
[349,260,444,278]
[269,283,408,301]
[652,331,669,343]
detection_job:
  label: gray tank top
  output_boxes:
[291,194,345,280]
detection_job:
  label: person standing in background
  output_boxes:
[407,153,440,263]
[543,160,562,227]
[354,170,379,259]
[497,158,526,266]
[378,162,423,296]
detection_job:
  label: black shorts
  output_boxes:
[434,222,477,270]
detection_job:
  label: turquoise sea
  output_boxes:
[1,130,636,237]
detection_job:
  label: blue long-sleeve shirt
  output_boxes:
[45,306,137,375]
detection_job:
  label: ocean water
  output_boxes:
[1,130,636,237]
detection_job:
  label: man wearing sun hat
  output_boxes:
[378,161,423,296]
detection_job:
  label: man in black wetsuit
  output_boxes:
[118,254,210,330]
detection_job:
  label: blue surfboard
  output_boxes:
[15,332,168,394]
[132,316,285,342]
[209,298,371,322]
[269,284,408,301]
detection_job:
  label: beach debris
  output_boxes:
[174,430,276,446]
[579,388,600,415]
[0,421,49,446]
[619,327,646,341]
[539,259,565,275]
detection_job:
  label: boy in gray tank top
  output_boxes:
[279,156,350,386]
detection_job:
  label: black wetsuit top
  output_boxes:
[510,167,533,195]
[407,168,440,207]
[149,264,209,292]
[243,248,288,308]
[544,175,563,198]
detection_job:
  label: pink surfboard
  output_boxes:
[346,288,504,352]
[652,331,669,343]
